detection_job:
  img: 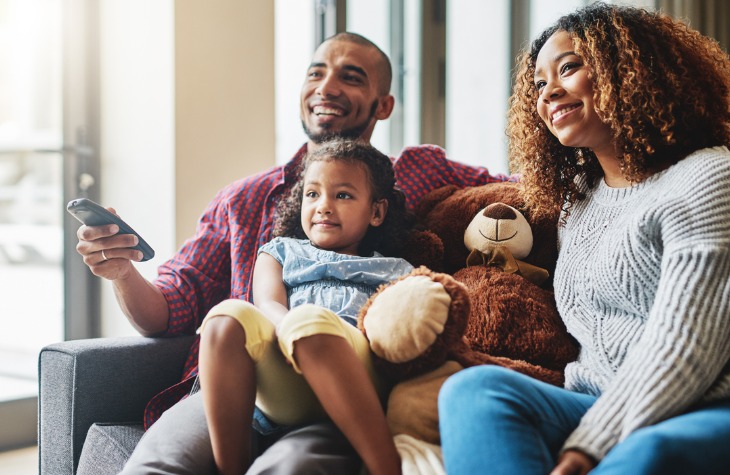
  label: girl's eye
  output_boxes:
[336,192,352,199]
[305,191,318,198]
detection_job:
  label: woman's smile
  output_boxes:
[550,103,582,125]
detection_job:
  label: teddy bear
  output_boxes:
[357,181,579,452]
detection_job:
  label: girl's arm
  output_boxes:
[252,252,289,327]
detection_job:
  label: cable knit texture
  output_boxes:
[555,146,730,460]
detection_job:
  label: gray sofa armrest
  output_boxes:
[39,335,195,475]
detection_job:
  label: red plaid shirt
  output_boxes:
[144,143,514,428]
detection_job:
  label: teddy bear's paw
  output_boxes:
[387,360,463,445]
[358,267,471,381]
[363,274,452,363]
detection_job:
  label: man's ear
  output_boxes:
[375,95,395,120]
[370,199,389,227]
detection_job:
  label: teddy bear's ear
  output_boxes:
[400,229,445,271]
[414,185,460,221]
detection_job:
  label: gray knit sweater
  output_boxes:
[555,146,730,460]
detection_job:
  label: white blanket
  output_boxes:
[395,433,446,475]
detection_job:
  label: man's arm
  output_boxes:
[75,214,169,336]
[112,267,169,335]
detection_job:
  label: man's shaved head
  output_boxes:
[323,32,393,95]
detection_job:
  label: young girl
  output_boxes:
[198,139,413,475]
[439,4,730,475]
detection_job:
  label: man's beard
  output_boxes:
[302,100,379,144]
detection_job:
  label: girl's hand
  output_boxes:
[550,450,596,475]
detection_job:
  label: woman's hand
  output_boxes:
[550,449,596,475]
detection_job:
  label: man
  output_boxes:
[76,32,510,474]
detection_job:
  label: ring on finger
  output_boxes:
[101,250,108,261]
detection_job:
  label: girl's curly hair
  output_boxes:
[508,2,730,221]
[274,139,413,257]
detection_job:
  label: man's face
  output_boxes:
[300,39,393,145]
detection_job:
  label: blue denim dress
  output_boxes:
[258,237,414,326]
[246,236,413,434]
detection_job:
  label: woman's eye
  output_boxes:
[535,80,546,92]
[561,62,581,74]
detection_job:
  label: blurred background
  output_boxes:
[0,0,726,467]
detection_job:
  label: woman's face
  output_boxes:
[533,30,613,156]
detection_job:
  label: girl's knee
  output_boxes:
[278,305,345,341]
[199,301,276,360]
[283,304,340,325]
[201,315,246,349]
[209,298,258,317]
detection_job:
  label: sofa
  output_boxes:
[38,335,195,474]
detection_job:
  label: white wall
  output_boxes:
[96,1,275,337]
[174,1,275,243]
[275,0,313,165]
[99,0,175,336]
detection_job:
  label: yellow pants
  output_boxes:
[198,299,385,426]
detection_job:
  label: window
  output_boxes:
[275,0,661,175]
[0,0,101,450]
[0,0,63,450]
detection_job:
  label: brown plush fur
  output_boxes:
[455,266,577,386]
[413,182,559,274]
[358,182,580,444]
[360,181,578,385]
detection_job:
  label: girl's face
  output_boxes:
[301,159,386,256]
[534,30,614,157]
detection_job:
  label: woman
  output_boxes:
[438,4,730,475]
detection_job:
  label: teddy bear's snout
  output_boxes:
[483,203,517,220]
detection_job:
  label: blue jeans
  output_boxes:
[438,366,730,475]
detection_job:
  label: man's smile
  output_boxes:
[313,105,345,117]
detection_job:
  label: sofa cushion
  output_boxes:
[76,423,144,475]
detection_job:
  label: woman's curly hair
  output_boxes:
[274,139,414,257]
[508,2,730,221]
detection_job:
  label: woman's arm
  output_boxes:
[564,244,730,458]
[252,252,289,327]
[563,170,730,462]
